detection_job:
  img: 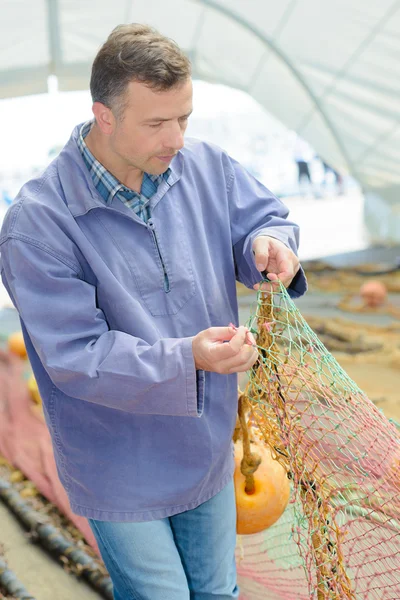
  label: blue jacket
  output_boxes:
[0,125,306,521]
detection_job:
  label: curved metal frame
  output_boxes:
[192,0,355,174]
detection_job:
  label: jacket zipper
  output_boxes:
[147,219,170,293]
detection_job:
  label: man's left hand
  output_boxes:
[252,236,300,291]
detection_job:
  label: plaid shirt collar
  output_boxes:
[77,120,171,215]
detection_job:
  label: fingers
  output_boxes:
[227,326,248,353]
[253,280,278,292]
[252,236,270,272]
[246,329,257,346]
[205,326,238,342]
[276,250,300,284]
[253,261,299,289]
[252,235,300,288]
[266,272,279,281]
[233,345,259,373]
[217,344,258,374]
[193,325,258,374]
[272,257,294,286]
[209,326,248,361]
[254,251,269,273]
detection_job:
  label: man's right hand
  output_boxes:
[192,326,258,374]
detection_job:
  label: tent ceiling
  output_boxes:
[1,0,400,191]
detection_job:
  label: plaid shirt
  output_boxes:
[77,121,171,222]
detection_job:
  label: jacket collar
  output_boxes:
[56,123,184,218]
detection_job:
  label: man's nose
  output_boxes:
[165,122,185,151]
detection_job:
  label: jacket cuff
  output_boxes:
[286,266,307,298]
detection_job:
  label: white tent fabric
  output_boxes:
[1,0,400,241]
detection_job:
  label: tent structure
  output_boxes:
[1,0,399,237]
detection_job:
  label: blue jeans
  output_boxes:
[88,480,239,600]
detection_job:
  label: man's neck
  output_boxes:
[85,125,143,193]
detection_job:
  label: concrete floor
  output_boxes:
[0,501,103,600]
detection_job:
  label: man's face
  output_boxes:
[109,78,193,175]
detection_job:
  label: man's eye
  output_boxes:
[149,123,162,128]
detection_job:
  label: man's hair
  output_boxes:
[90,23,191,116]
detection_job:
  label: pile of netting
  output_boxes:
[235,281,400,600]
[303,260,400,295]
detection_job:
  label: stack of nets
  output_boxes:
[236,281,400,600]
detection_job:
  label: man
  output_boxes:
[0,24,306,600]
[293,134,314,196]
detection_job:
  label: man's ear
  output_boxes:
[92,102,115,135]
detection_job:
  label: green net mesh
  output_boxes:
[236,281,400,600]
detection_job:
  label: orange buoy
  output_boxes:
[360,280,387,308]
[7,331,28,359]
[234,440,290,535]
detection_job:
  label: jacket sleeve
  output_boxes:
[226,156,307,299]
[0,238,204,418]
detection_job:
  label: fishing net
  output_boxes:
[235,281,400,600]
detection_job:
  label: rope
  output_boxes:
[237,393,261,494]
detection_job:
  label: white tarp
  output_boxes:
[1,0,399,240]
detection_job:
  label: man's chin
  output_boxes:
[146,166,168,176]
[147,156,174,174]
